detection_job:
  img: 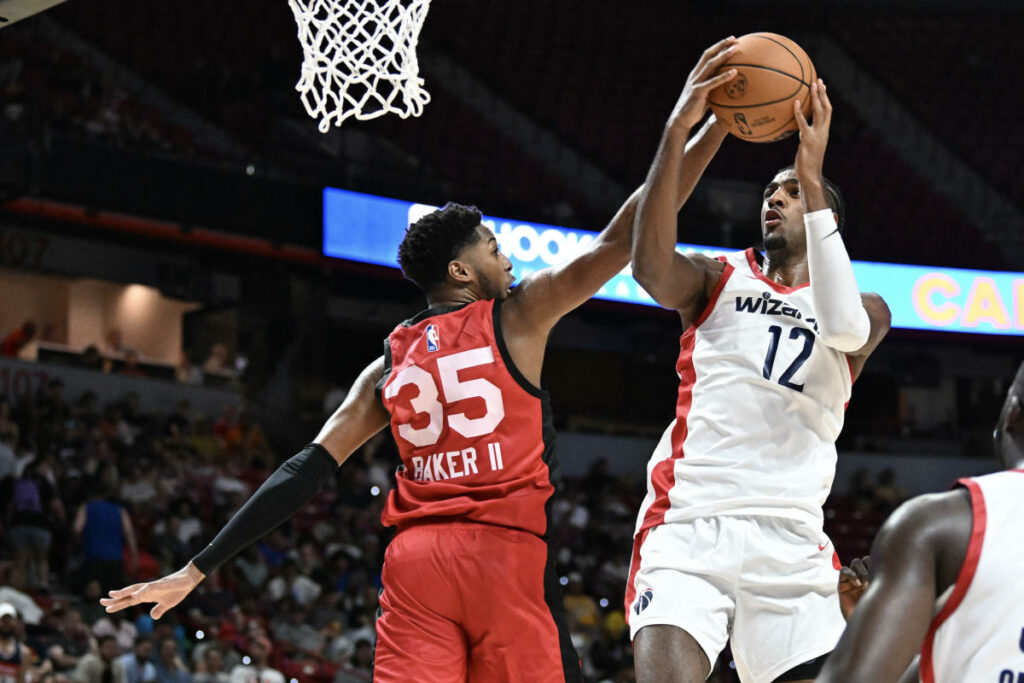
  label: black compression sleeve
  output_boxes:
[191,443,338,575]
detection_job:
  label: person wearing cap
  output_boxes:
[0,602,26,683]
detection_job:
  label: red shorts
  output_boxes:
[373,522,581,683]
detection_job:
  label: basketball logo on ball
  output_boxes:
[733,113,753,137]
[724,72,747,100]
[708,32,816,143]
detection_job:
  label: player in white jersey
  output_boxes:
[627,39,892,683]
[817,360,1024,683]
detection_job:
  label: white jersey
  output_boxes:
[920,470,1024,683]
[635,248,853,536]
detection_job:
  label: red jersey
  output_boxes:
[376,299,559,537]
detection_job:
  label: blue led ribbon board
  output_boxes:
[323,187,1024,336]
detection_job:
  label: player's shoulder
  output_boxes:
[874,488,972,557]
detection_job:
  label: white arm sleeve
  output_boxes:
[805,209,870,353]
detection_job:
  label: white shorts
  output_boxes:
[625,515,844,683]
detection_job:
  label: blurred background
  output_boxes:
[0,0,1020,681]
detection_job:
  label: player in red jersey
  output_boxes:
[97,68,736,681]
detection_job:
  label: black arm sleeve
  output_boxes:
[191,443,338,575]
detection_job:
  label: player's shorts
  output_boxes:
[373,521,581,683]
[625,515,844,683]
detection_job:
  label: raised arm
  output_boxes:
[793,80,891,373]
[632,38,738,322]
[500,43,737,385]
[816,490,971,683]
[99,356,390,619]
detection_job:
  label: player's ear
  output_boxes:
[447,259,473,285]
[832,211,839,227]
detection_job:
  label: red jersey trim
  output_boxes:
[637,333,698,535]
[635,261,733,536]
[843,356,855,411]
[919,479,986,683]
[745,248,810,293]
[689,260,735,330]
[623,527,652,628]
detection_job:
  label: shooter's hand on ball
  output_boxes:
[793,78,833,212]
[669,37,739,131]
[100,562,206,620]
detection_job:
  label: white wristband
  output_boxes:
[804,209,870,353]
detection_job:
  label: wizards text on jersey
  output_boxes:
[736,291,819,333]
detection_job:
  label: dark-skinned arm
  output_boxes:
[847,293,891,381]
[504,113,727,340]
[501,61,735,385]
[816,490,972,683]
[632,38,738,322]
[99,356,390,619]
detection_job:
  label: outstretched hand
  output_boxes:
[670,37,740,131]
[838,555,871,621]
[99,562,205,620]
[793,78,833,190]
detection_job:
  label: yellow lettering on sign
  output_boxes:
[912,274,960,326]
[961,277,1011,329]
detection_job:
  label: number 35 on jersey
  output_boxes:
[384,345,507,481]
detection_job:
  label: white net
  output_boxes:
[288,0,432,133]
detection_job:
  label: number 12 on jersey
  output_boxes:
[762,325,815,392]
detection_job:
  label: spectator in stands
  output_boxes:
[333,637,373,683]
[79,345,104,372]
[73,391,102,434]
[74,468,139,592]
[0,397,21,447]
[871,467,908,513]
[112,634,156,683]
[1,320,37,358]
[563,571,600,639]
[0,567,43,626]
[104,328,125,358]
[0,602,27,682]
[72,634,119,683]
[153,636,189,683]
[203,344,233,375]
[174,352,203,386]
[193,646,231,683]
[119,350,146,378]
[0,398,17,516]
[7,456,64,590]
[229,637,283,683]
[91,609,138,655]
[41,606,95,677]
[266,559,321,607]
[35,378,70,456]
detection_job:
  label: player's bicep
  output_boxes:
[847,293,891,379]
[314,356,389,464]
[641,251,716,314]
[818,498,940,683]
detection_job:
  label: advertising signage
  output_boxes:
[323,187,1024,336]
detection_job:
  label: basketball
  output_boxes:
[708,32,816,143]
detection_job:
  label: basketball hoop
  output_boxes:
[287,0,432,132]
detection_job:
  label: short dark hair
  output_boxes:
[397,203,483,292]
[775,166,846,233]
